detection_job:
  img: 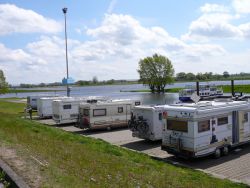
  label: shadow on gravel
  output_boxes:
[121,140,162,151]
[73,127,129,135]
[164,143,250,170]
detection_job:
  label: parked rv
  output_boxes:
[37,96,69,118]
[27,95,57,110]
[78,99,141,130]
[129,105,166,141]
[161,100,250,158]
[52,97,107,124]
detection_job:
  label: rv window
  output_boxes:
[218,117,228,126]
[93,109,106,117]
[32,99,37,101]
[83,109,90,116]
[63,104,71,110]
[198,120,210,133]
[159,113,162,120]
[118,107,123,113]
[135,101,140,106]
[167,120,188,132]
[244,113,248,123]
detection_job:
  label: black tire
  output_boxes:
[222,146,229,156]
[214,148,221,159]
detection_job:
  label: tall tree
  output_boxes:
[138,54,174,93]
[0,70,8,94]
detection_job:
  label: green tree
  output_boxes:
[223,71,230,78]
[0,70,8,94]
[92,76,98,84]
[176,72,186,81]
[138,54,174,93]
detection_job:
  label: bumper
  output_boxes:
[161,145,195,159]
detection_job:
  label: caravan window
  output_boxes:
[32,99,37,101]
[167,120,188,132]
[244,113,248,123]
[198,120,210,133]
[218,117,228,126]
[118,107,123,113]
[63,104,71,109]
[83,109,90,116]
[159,113,162,120]
[93,109,106,117]
[135,101,140,106]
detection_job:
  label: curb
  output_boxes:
[0,158,30,188]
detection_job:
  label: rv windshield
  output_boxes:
[167,119,188,132]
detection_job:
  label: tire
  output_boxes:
[222,146,229,156]
[214,148,221,159]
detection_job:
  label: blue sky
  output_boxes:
[0,0,249,84]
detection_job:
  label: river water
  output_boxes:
[1,80,249,105]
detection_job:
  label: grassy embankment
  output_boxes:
[0,99,248,187]
[123,85,250,93]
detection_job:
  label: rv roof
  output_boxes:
[165,100,248,112]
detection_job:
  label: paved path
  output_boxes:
[39,119,250,185]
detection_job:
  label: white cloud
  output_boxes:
[2,13,249,85]
[232,0,250,14]
[0,4,62,35]
[200,3,229,13]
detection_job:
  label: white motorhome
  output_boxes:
[27,95,57,110]
[161,100,250,158]
[52,97,107,124]
[37,96,69,118]
[129,105,166,141]
[78,99,141,129]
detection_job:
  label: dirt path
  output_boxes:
[0,144,42,188]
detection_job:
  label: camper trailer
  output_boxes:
[161,100,250,158]
[37,96,69,118]
[52,97,107,124]
[129,105,166,141]
[27,95,57,110]
[78,99,141,129]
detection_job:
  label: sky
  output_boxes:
[0,0,250,85]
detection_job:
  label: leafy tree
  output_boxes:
[176,72,186,81]
[92,76,98,84]
[138,54,174,93]
[223,71,230,78]
[0,70,8,94]
[186,72,196,80]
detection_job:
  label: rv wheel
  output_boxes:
[214,148,221,159]
[222,146,229,156]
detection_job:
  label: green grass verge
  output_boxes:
[0,100,248,187]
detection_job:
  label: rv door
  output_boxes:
[126,104,131,122]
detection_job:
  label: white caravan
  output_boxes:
[78,99,141,129]
[37,96,69,118]
[161,100,250,158]
[27,95,57,110]
[129,105,166,141]
[52,97,107,124]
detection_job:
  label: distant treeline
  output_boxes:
[175,72,250,81]
[10,72,250,88]
[75,79,139,86]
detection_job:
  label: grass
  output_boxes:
[0,100,248,187]
[0,171,10,188]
